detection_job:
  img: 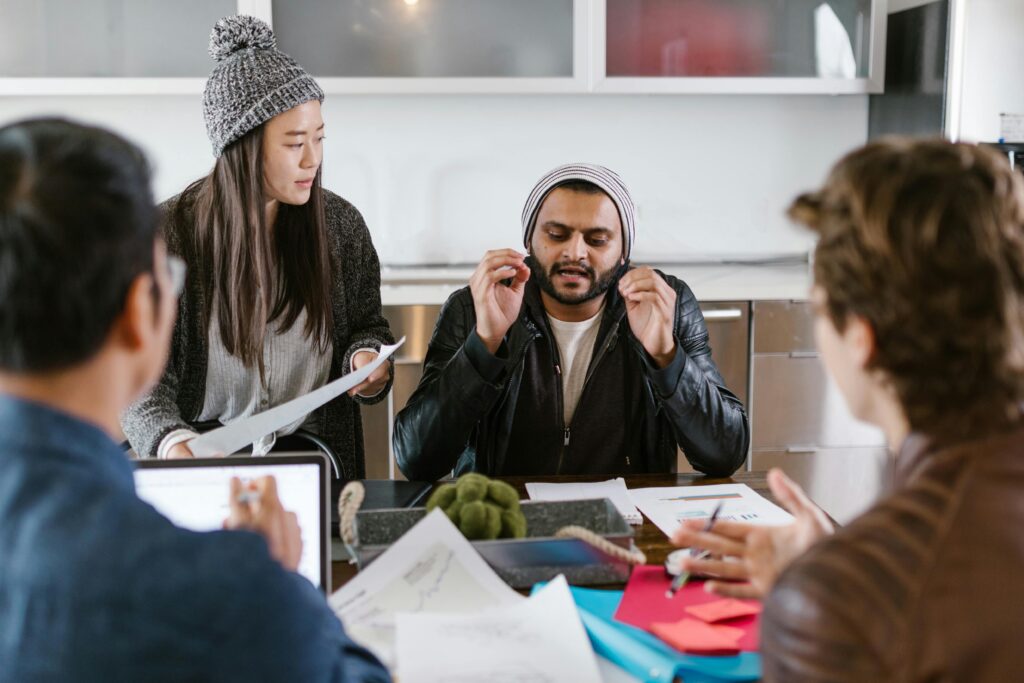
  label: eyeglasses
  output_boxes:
[166,254,187,299]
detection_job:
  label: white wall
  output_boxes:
[0,94,867,264]
[958,0,1024,142]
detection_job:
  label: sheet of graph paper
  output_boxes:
[327,509,522,669]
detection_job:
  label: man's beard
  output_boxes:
[526,255,619,306]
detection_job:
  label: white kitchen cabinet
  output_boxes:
[596,0,888,94]
[0,0,887,95]
[0,0,235,93]
[272,0,588,94]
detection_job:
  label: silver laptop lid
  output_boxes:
[133,455,330,592]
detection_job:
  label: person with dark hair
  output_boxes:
[393,163,749,480]
[0,117,388,681]
[672,139,1024,682]
[121,16,393,476]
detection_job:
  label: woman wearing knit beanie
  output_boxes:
[121,16,394,479]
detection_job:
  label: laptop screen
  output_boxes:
[133,455,329,591]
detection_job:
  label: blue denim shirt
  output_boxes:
[0,395,390,683]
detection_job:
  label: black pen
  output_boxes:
[666,500,724,599]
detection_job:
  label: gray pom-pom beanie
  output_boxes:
[521,163,637,261]
[202,15,324,157]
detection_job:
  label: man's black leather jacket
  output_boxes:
[393,270,749,480]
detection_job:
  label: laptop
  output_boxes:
[133,455,330,592]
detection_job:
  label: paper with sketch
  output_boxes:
[396,575,602,683]
[526,478,642,525]
[628,484,793,538]
[327,508,522,669]
[188,337,405,457]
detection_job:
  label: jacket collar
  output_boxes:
[520,268,629,339]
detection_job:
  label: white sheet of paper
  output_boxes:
[628,483,794,537]
[327,508,522,669]
[395,575,602,683]
[526,478,642,525]
[188,337,405,457]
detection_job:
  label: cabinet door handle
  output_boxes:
[786,446,817,454]
[701,308,743,321]
[789,351,818,359]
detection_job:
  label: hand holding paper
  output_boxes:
[189,338,405,458]
[348,349,390,398]
[671,469,833,599]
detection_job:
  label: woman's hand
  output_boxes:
[348,350,389,398]
[223,476,303,572]
[670,468,834,599]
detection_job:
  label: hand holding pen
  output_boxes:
[223,475,304,573]
[666,501,724,598]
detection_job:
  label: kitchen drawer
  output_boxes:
[698,302,750,407]
[751,447,893,524]
[753,300,816,354]
[751,354,885,450]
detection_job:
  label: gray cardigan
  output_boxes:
[121,189,394,479]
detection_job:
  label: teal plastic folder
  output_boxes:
[564,585,762,683]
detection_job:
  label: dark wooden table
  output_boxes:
[332,471,772,589]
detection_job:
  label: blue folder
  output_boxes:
[538,583,762,683]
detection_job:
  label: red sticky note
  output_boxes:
[650,618,743,655]
[685,598,762,623]
[613,565,761,651]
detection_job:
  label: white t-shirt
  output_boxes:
[547,306,604,425]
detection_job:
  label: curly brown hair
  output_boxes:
[789,138,1024,443]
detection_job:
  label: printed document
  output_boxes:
[327,509,521,669]
[189,338,405,457]
[628,484,794,537]
[396,575,602,683]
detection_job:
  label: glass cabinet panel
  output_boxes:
[606,0,873,79]
[274,0,574,78]
[0,0,236,77]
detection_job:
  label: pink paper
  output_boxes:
[686,598,762,624]
[613,565,761,651]
[650,618,743,655]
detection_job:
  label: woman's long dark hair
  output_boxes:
[177,125,332,380]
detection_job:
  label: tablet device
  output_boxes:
[133,455,329,592]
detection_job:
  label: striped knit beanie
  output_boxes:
[202,15,324,157]
[521,163,637,261]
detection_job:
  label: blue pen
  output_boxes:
[666,500,724,599]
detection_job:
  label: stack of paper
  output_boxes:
[329,509,603,681]
[396,575,603,683]
[526,477,643,525]
[627,483,793,537]
[328,509,522,669]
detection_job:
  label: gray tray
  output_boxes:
[352,498,636,588]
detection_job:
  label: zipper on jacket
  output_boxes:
[552,310,626,475]
[554,359,568,474]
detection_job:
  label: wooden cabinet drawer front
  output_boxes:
[699,302,750,406]
[751,448,892,524]
[753,300,816,354]
[751,355,885,450]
